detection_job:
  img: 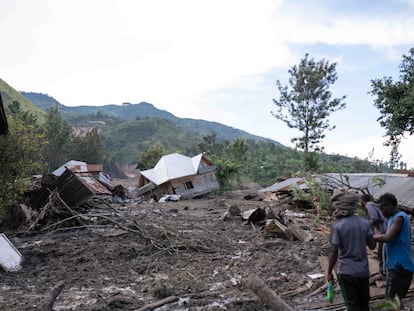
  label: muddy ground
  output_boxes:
[1,180,414,311]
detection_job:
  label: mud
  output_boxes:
[0,184,412,310]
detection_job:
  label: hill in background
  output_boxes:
[0,80,45,122]
[22,92,278,144]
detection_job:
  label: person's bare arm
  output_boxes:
[326,245,338,282]
[374,216,403,243]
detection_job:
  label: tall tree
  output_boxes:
[0,101,45,211]
[43,106,72,172]
[229,138,249,164]
[136,142,166,170]
[272,53,346,172]
[71,128,104,163]
[370,47,414,168]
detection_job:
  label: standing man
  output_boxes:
[374,193,414,300]
[360,194,387,275]
[327,188,376,311]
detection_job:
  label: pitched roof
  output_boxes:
[140,153,205,185]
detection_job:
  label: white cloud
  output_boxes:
[2,0,414,167]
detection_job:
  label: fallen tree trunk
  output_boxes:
[247,276,294,311]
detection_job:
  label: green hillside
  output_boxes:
[23,92,277,143]
[102,118,200,163]
[20,91,63,111]
[0,80,45,122]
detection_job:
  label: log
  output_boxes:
[134,295,179,311]
[247,276,294,311]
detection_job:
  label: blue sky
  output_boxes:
[1,0,414,167]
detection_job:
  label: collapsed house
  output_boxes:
[32,160,112,210]
[137,153,219,200]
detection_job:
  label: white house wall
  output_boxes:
[172,172,219,199]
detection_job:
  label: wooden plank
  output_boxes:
[264,219,294,240]
[289,223,312,242]
[368,256,380,276]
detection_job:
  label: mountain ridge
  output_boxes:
[21,92,280,144]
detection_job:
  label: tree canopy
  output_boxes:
[272,53,346,172]
[0,101,45,212]
[371,47,414,166]
[136,142,166,170]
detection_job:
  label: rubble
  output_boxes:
[1,179,414,310]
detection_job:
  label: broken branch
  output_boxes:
[247,276,294,311]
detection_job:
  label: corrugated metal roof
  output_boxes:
[260,177,308,193]
[56,169,95,207]
[69,164,104,174]
[52,160,87,176]
[73,172,112,195]
[140,153,205,186]
[323,173,414,210]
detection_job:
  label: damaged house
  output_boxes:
[137,153,219,200]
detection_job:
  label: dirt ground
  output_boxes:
[1,179,414,311]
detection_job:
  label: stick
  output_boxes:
[247,276,294,311]
[55,191,87,227]
[46,281,65,311]
[134,296,179,311]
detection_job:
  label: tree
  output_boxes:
[370,47,414,167]
[272,53,346,172]
[43,106,72,172]
[0,102,45,212]
[214,159,241,192]
[71,128,104,163]
[198,132,218,156]
[229,138,249,164]
[136,143,165,170]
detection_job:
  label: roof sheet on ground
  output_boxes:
[323,173,414,210]
[259,177,308,193]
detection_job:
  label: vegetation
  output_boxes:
[371,47,414,167]
[136,143,166,170]
[43,106,73,172]
[0,102,46,213]
[0,79,45,122]
[71,128,104,164]
[272,53,346,172]
[23,92,273,143]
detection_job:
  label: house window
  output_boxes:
[184,181,194,189]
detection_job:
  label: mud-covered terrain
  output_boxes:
[1,183,413,310]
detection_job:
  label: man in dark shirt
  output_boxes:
[327,189,376,311]
[360,194,387,275]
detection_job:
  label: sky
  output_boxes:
[1,0,414,168]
